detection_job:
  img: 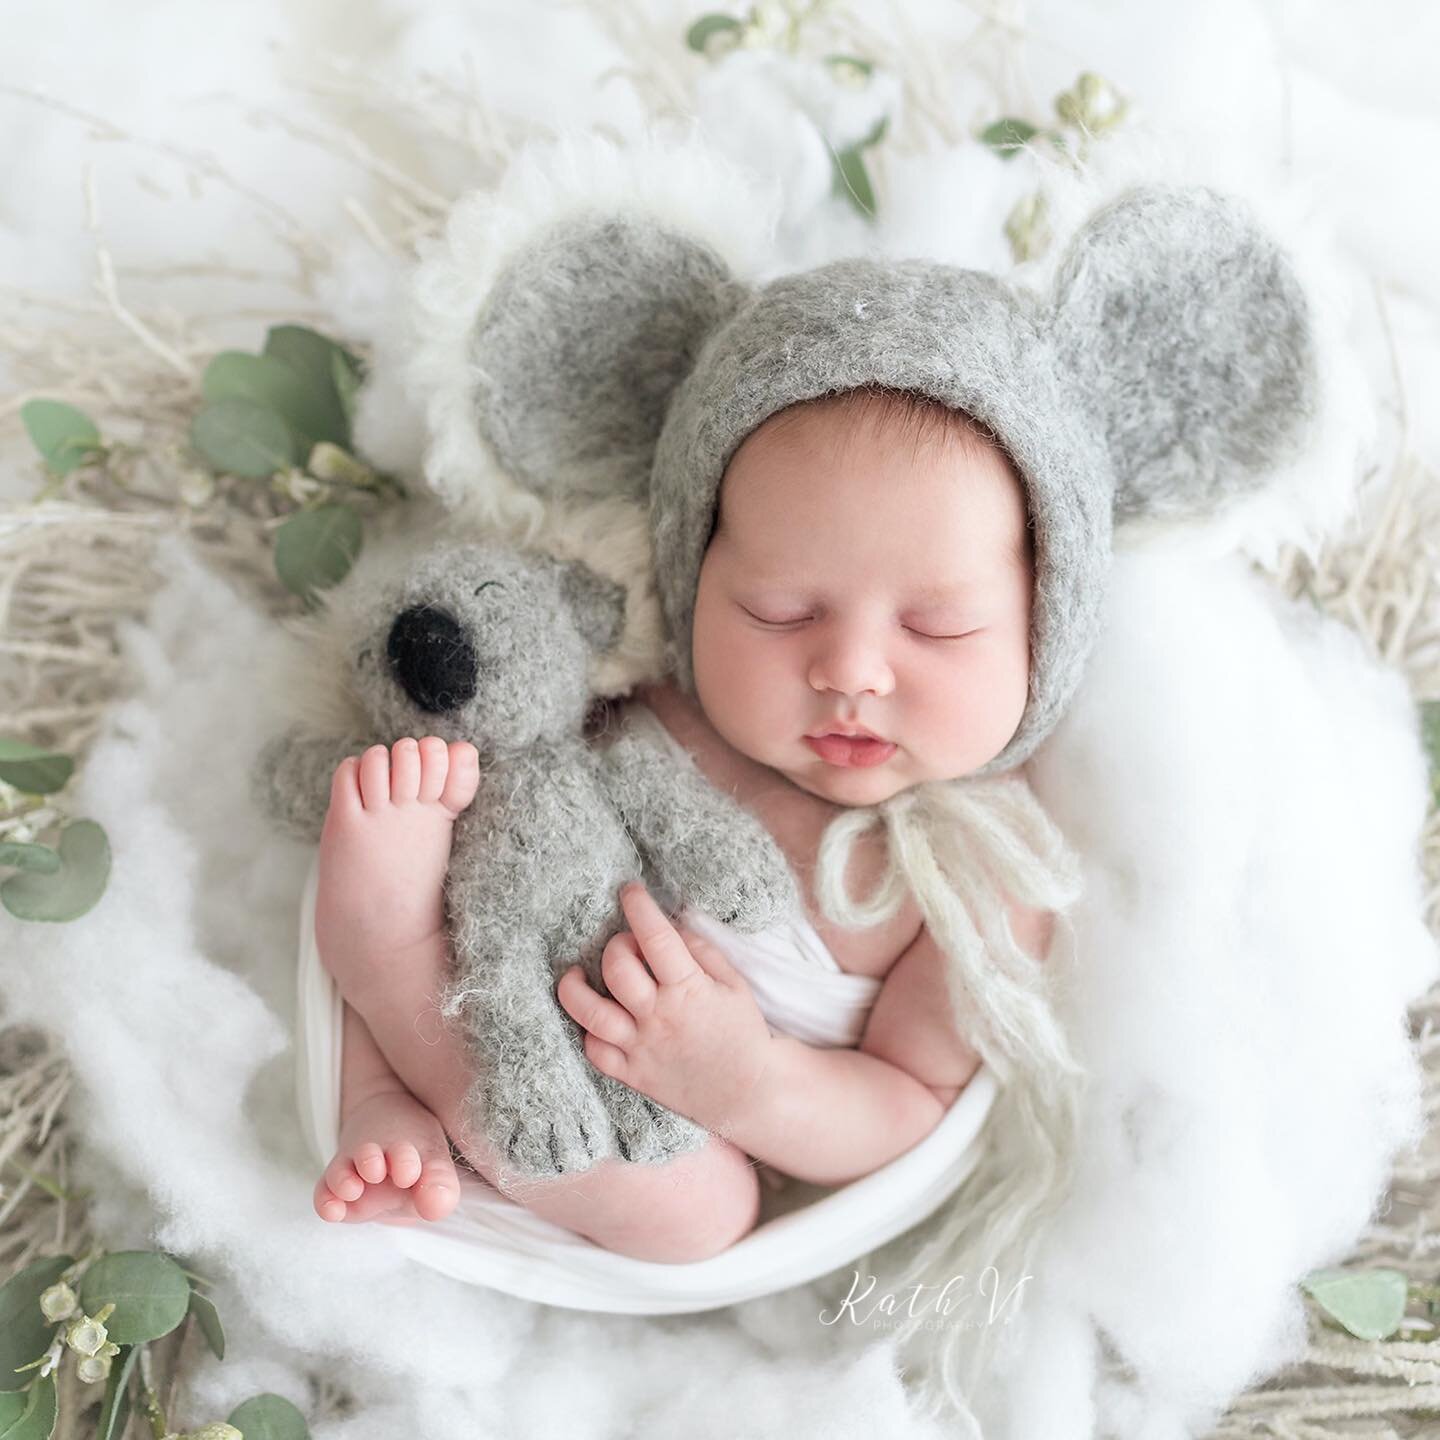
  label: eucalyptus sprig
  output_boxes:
[684,3,891,221]
[190,323,405,604]
[979,70,1132,263]
[0,740,110,924]
[0,1250,312,1440]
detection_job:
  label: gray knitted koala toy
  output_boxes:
[253,534,801,1179]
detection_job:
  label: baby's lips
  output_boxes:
[805,733,897,768]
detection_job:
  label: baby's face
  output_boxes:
[691,403,1033,806]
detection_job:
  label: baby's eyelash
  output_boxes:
[739,605,812,627]
[904,626,978,641]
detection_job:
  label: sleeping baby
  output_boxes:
[303,179,1319,1273]
[309,382,1053,1259]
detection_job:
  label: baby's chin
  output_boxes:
[778,754,917,808]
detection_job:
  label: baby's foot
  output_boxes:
[315,737,480,1001]
[314,1087,461,1225]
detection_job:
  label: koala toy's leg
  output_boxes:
[444,932,616,1180]
[592,1070,711,1166]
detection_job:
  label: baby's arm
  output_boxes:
[717,925,982,1186]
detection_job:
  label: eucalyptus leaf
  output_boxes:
[227,1392,310,1440]
[0,739,73,796]
[191,397,299,478]
[78,1252,190,1346]
[0,1255,72,1393]
[0,820,109,923]
[830,146,877,219]
[0,1372,55,1440]
[1421,700,1440,806]
[825,53,874,79]
[329,348,364,431]
[188,1289,225,1361]
[685,14,741,54]
[273,503,363,600]
[202,352,335,455]
[1301,1266,1408,1341]
[263,326,356,448]
[980,117,1039,157]
[0,1395,22,1430]
[0,843,60,876]
[20,400,102,475]
[95,1345,137,1440]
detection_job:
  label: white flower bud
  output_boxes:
[743,1,788,46]
[75,1352,112,1384]
[278,468,323,504]
[1055,71,1126,134]
[828,57,870,90]
[37,1336,63,1379]
[64,1313,109,1357]
[181,1425,244,1440]
[178,469,215,507]
[39,1281,78,1322]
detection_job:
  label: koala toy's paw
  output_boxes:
[485,1068,616,1180]
[596,1074,710,1165]
[694,859,801,934]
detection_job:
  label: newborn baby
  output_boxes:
[310,384,1054,1260]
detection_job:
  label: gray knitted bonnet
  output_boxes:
[463,184,1318,777]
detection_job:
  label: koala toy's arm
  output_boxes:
[250,725,373,843]
[598,710,800,931]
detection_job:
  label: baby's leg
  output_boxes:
[316,740,761,1261]
[313,999,461,1226]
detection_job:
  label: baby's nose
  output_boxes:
[806,630,895,699]
[386,605,478,712]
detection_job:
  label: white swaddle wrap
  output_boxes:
[294,858,998,1314]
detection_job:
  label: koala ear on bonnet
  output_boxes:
[466,213,752,506]
[1046,183,1319,529]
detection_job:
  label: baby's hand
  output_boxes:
[557,882,773,1135]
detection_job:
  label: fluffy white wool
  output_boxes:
[0,513,1428,1438]
[4,1,1439,1435]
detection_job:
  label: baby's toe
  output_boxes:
[313,1177,348,1223]
[328,756,363,816]
[416,736,450,803]
[389,737,421,803]
[439,741,480,816]
[386,1142,422,1189]
[357,744,393,810]
[412,1157,460,1221]
[352,1142,389,1186]
[323,1155,365,1203]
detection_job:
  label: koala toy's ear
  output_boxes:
[470,214,752,504]
[555,557,628,657]
[1048,184,1319,526]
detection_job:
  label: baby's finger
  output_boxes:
[619,882,698,985]
[601,933,657,1014]
[557,965,638,1047]
[678,928,745,989]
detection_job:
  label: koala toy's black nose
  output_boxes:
[386,606,478,713]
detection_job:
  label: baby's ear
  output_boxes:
[470,214,751,504]
[1047,184,1319,526]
